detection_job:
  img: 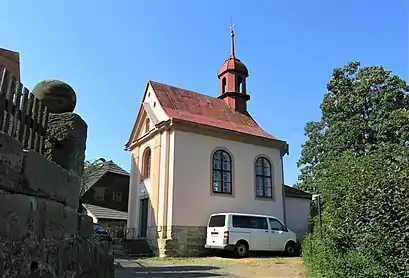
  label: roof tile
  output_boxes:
[284,185,312,199]
[82,160,129,195]
[149,81,275,139]
[84,204,128,220]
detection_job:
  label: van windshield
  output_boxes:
[208,215,226,227]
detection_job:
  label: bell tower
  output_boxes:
[217,25,250,114]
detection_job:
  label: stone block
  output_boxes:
[0,131,24,192]
[0,190,37,241]
[59,238,114,278]
[37,198,78,239]
[0,190,79,241]
[0,238,64,277]
[22,150,80,209]
[64,206,80,237]
[78,215,93,238]
[43,113,87,177]
[0,238,114,278]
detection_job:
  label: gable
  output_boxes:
[95,172,129,190]
[131,109,150,143]
[126,82,170,148]
[81,160,129,196]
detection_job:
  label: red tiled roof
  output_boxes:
[149,81,275,139]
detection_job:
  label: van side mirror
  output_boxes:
[282,226,288,232]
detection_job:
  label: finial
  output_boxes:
[229,24,235,57]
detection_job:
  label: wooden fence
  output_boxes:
[0,68,49,154]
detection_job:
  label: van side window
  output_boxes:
[232,215,268,230]
[208,215,226,227]
[269,218,285,231]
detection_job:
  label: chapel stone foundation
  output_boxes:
[147,225,208,257]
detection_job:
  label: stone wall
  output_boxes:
[147,225,207,257]
[0,108,114,276]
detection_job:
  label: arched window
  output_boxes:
[255,157,273,198]
[142,148,151,180]
[212,149,232,194]
[144,118,150,133]
[222,77,227,94]
[237,76,243,93]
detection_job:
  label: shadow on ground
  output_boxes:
[115,265,224,277]
[213,250,300,258]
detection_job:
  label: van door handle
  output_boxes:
[265,230,269,232]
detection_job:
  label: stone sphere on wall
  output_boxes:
[31,80,77,113]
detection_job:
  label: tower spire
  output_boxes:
[229,24,235,57]
[217,23,250,114]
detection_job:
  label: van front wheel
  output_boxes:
[234,241,249,258]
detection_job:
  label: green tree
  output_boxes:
[303,146,409,277]
[80,158,105,196]
[299,62,409,277]
[296,61,409,193]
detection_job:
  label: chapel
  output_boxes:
[124,28,305,257]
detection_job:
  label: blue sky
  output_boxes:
[1,0,407,185]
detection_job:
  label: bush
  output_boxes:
[302,146,409,278]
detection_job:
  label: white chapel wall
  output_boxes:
[171,130,285,227]
[285,196,311,241]
[126,84,169,235]
[126,137,155,236]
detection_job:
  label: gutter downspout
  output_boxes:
[126,152,135,237]
[281,143,289,226]
[281,156,287,226]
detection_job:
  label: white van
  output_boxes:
[205,213,300,257]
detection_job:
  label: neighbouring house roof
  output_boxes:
[82,204,98,223]
[83,204,128,221]
[148,81,276,140]
[284,185,312,199]
[82,160,129,195]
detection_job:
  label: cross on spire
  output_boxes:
[229,24,235,57]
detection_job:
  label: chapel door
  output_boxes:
[139,198,149,237]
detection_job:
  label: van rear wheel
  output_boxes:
[234,241,249,258]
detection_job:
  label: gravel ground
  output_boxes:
[115,256,307,278]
